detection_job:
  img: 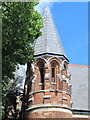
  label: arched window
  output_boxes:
[63,63,67,77]
[40,66,44,89]
[52,64,55,83]
[51,62,57,83]
[37,61,45,90]
[50,59,60,85]
[64,64,66,70]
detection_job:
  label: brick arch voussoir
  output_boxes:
[35,58,46,67]
[62,60,68,70]
[49,57,61,67]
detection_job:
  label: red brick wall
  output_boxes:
[27,110,72,118]
[25,57,72,118]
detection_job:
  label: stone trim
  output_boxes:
[44,95,51,99]
[44,77,49,80]
[70,101,73,104]
[73,114,88,118]
[28,98,34,102]
[34,53,69,62]
[61,79,67,82]
[62,104,68,107]
[28,108,72,115]
[50,89,71,96]
[44,73,50,80]
[39,83,43,86]
[29,89,71,96]
[69,63,90,68]
[29,90,47,95]
[48,56,62,64]
[51,82,56,85]
[26,103,72,114]
[62,97,67,101]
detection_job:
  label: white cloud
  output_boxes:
[35,0,88,15]
[35,1,54,15]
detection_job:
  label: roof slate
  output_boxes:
[69,65,88,111]
[34,6,66,58]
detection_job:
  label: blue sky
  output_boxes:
[35,2,88,65]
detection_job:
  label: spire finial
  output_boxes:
[44,6,50,13]
[45,6,49,9]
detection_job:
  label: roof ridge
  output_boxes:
[69,63,90,68]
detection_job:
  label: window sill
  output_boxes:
[51,82,56,85]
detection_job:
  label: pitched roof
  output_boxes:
[34,6,67,59]
[69,64,88,111]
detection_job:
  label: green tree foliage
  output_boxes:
[2,2,43,119]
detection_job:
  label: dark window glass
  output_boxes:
[40,68,43,83]
[52,66,55,82]
[64,64,66,70]
[40,67,44,89]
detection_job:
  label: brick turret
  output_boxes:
[23,6,72,118]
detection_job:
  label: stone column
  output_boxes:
[44,62,50,94]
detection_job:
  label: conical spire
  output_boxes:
[34,6,68,60]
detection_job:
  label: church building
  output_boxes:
[6,6,89,119]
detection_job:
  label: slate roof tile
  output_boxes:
[34,6,66,58]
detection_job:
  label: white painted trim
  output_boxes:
[26,103,72,112]
[29,89,71,96]
[44,95,51,98]
[48,56,62,64]
[36,57,47,63]
[62,104,68,107]
[28,98,34,102]
[73,114,88,118]
[62,97,67,100]
[70,101,73,104]
[28,107,72,115]
[39,83,43,85]
[51,82,56,85]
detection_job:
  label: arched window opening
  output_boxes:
[40,67,44,90]
[64,64,66,70]
[50,59,60,90]
[50,60,59,84]
[37,61,45,90]
[63,63,67,77]
[52,65,55,83]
